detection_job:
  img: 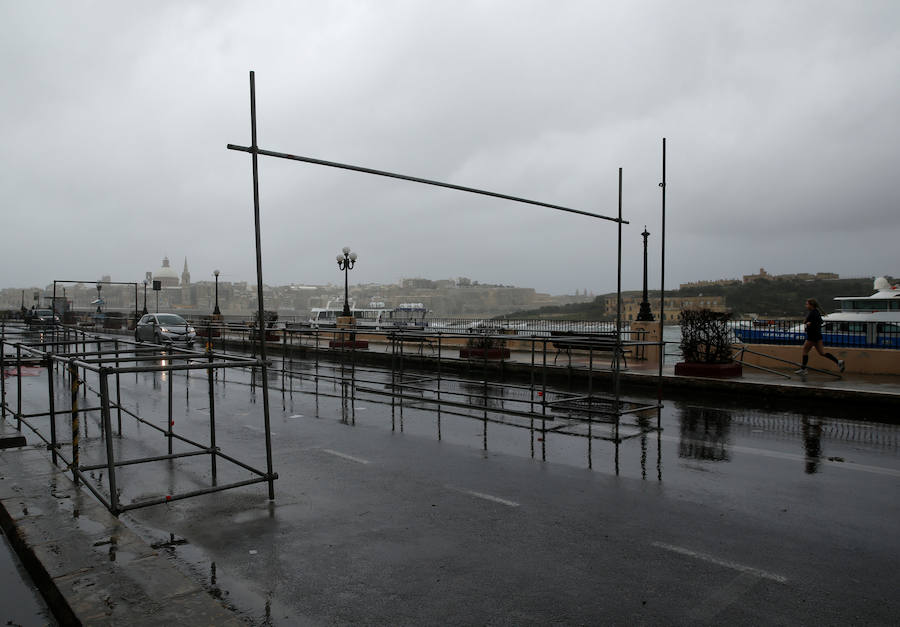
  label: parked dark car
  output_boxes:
[135,313,196,345]
[27,308,60,327]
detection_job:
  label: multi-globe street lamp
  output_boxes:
[213,269,221,316]
[336,247,357,317]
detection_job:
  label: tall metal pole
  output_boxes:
[614,167,622,447]
[657,138,667,428]
[249,71,276,500]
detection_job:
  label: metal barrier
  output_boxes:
[1,321,277,516]
[175,322,663,474]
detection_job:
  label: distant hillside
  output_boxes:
[499,277,883,320]
[676,277,878,317]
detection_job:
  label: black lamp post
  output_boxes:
[336,247,357,317]
[637,227,655,321]
[142,280,148,315]
[96,281,103,314]
[213,269,221,316]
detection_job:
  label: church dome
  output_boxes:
[153,257,180,287]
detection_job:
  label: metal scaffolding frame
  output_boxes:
[1,323,276,516]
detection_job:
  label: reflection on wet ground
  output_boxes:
[4,344,900,625]
[1,527,56,626]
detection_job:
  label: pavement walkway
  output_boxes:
[0,442,242,626]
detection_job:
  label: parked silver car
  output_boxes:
[135,313,196,345]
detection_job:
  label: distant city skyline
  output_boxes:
[1,262,876,297]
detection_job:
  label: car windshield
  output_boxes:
[157,314,187,325]
[35,310,54,316]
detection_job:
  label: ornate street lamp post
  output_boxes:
[636,227,655,321]
[336,247,357,317]
[96,281,103,314]
[142,280,148,315]
[213,269,221,316]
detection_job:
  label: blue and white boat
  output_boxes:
[821,277,900,347]
[734,277,900,348]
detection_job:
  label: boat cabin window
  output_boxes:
[843,300,889,310]
[826,322,865,333]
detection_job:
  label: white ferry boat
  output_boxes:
[734,277,900,348]
[822,277,900,346]
[307,301,428,330]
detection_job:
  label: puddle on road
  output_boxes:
[123,519,296,625]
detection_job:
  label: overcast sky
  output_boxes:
[1,1,897,296]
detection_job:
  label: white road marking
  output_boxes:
[289,414,304,418]
[321,449,371,465]
[243,424,278,436]
[448,486,520,508]
[661,435,900,478]
[651,542,788,583]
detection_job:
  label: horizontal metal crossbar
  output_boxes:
[226,144,626,224]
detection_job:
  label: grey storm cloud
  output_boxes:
[1,0,897,295]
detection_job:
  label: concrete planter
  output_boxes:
[459,347,511,359]
[674,362,742,378]
[329,340,369,349]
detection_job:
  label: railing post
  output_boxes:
[1,325,6,421]
[114,339,122,435]
[208,345,217,482]
[168,355,174,455]
[100,370,120,515]
[16,344,22,431]
[69,359,80,485]
[47,353,58,465]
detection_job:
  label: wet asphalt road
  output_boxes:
[6,350,900,625]
[0,527,56,626]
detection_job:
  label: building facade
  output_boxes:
[605,294,728,322]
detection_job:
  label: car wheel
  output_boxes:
[154,332,161,345]
[135,331,142,342]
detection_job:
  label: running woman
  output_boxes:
[796,298,845,375]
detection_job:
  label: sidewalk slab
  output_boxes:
[0,442,242,626]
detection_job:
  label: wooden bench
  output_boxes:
[389,330,436,356]
[550,331,628,368]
